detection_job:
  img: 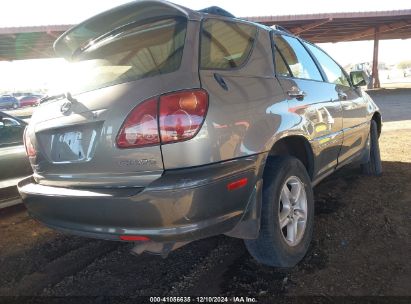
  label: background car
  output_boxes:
[19,95,41,107]
[0,95,19,109]
[0,111,32,189]
[13,92,33,99]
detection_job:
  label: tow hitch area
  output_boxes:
[131,241,190,258]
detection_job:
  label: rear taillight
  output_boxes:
[116,89,208,148]
[23,128,36,157]
[159,89,208,144]
[116,98,160,148]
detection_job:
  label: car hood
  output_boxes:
[53,0,201,59]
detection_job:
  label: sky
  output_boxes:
[0,0,410,91]
[1,0,411,26]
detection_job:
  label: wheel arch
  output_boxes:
[267,135,315,180]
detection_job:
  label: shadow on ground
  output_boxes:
[0,161,410,297]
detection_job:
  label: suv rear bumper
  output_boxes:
[18,154,266,242]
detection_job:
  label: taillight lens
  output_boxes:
[116,89,208,149]
[23,128,36,157]
[159,89,208,144]
[116,98,160,148]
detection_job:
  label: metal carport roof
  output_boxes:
[0,10,410,60]
[245,10,411,43]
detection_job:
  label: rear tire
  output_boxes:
[361,120,382,176]
[245,156,314,267]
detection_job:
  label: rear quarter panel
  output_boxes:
[162,26,290,168]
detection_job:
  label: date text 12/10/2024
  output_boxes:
[149,296,257,303]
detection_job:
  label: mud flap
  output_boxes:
[224,179,262,240]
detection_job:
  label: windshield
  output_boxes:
[53,18,187,95]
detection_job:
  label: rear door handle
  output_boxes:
[338,91,348,100]
[214,73,228,91]
[287,86,306,100]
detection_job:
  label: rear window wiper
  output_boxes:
[40,93,65,104]
[40,92,77,104]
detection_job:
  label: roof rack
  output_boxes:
[271,25,292,35]
[197,6,235,18]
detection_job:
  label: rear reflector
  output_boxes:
[119,235,150,241]
[227,178,248,191]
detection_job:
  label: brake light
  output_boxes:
[116,90,208,149]
[116,98,160,148]
[159,89,208,144]
[23,128,36,157]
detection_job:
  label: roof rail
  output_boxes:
[271,25,292,34]
[197,6,235,18]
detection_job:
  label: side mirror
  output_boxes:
[350,70,370,87]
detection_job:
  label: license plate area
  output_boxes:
[38,122,102,163]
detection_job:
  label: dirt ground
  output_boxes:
[0,124,410,299]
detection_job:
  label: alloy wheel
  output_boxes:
[278,176,308,246]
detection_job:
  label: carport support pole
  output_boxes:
[372,26,381,88]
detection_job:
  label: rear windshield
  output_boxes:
[60,18,187,95]
[200,19,257,70]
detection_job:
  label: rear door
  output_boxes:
[272,33,343,178]
[182,18,286,169]
[302,42,369,165]
[0,114,31,187]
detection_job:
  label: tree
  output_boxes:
[397,60,411,69]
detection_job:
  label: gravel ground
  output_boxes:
[0,124,410,300]
[1,86,411,300]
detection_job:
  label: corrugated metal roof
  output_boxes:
[0,24,73,35]
[243,9,411,22]
[243,9,411,43]
[0,9,410,60]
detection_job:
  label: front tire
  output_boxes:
[361,120,382,176]
[12,103,18,109]
[245,156,314,267]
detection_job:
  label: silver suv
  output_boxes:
[18,1,382,267]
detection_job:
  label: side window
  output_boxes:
[273,34,322,81]
[0,116,24,146]
[201,19,257,69]
[273,45,292,77]
[304,42,350,87]
[3,117,20,127]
